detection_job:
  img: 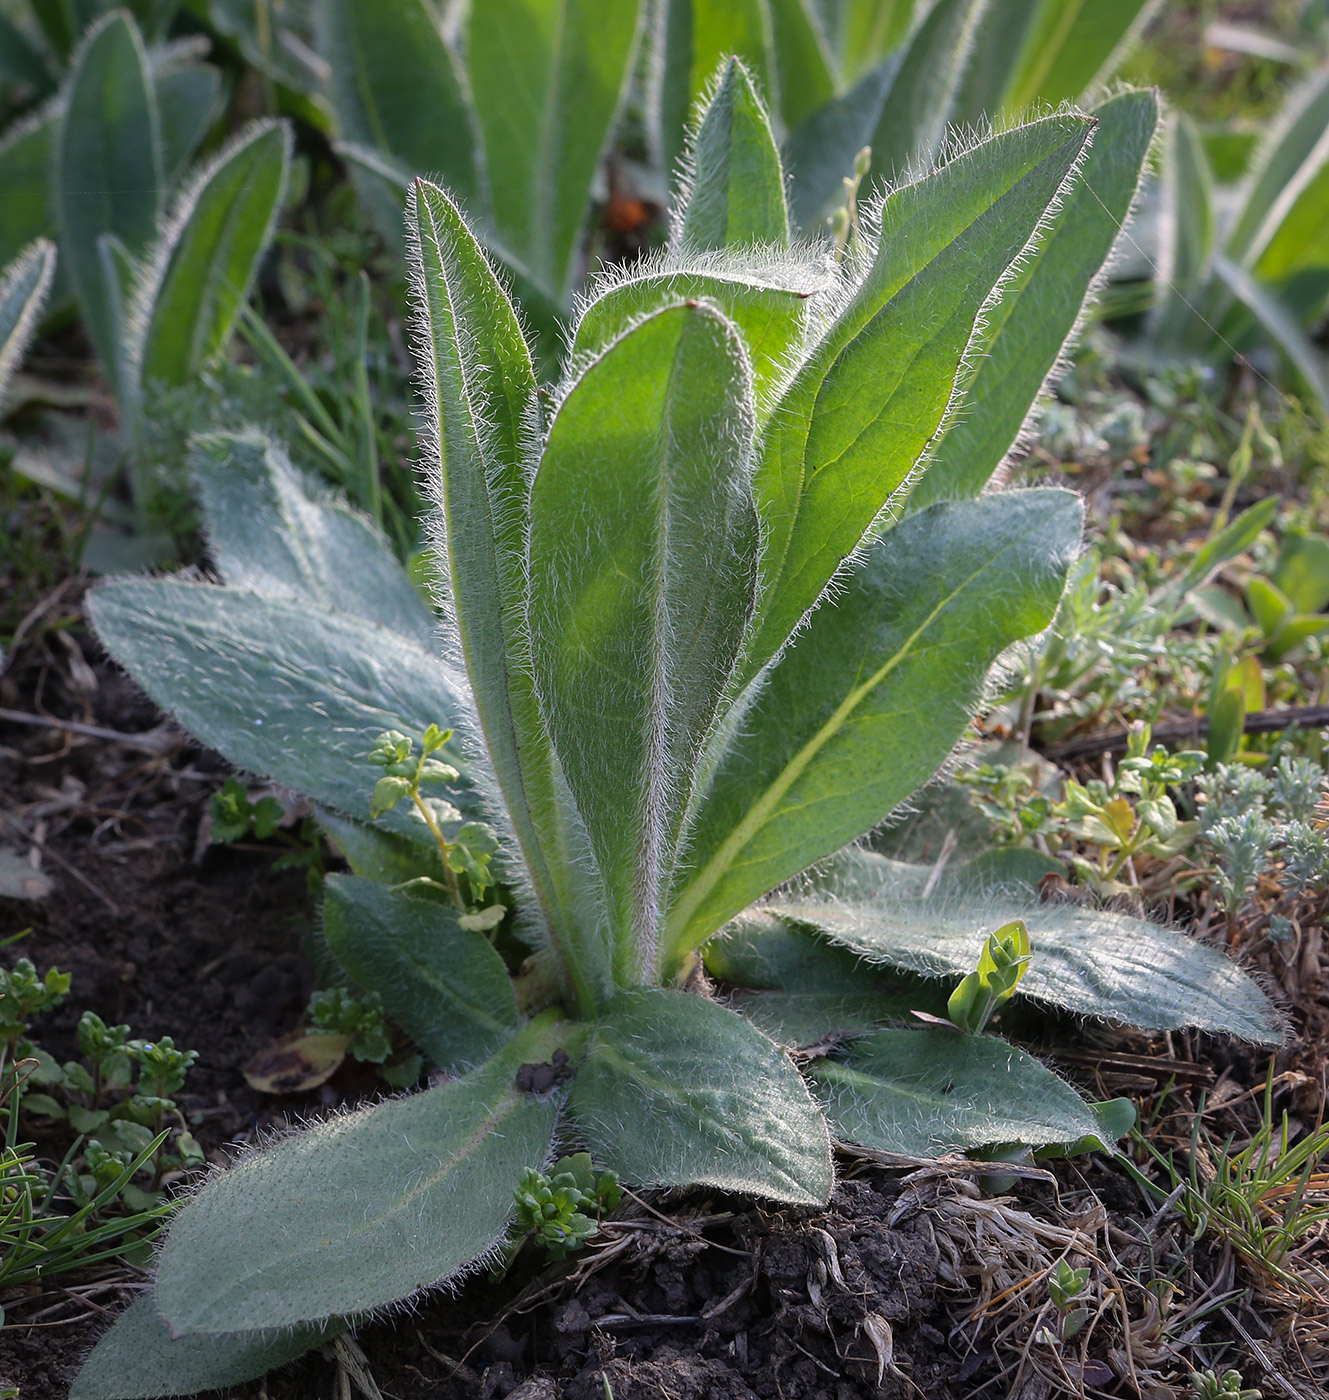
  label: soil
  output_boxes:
[0,622,1323,1400]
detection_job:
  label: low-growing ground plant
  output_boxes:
[0,957,198,1311]
[71,78,1283,1398]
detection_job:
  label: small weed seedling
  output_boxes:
[511,1153,622,1261]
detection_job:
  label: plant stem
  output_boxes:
[409,791,465,911]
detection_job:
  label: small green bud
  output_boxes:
[853,145,871,179]
[421,724,453,755]
[369,731,413,768]
[370,775,412,819]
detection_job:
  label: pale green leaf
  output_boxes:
[865,0,985,186]
[317,0,479,216]
[87,579,482,837]
[766,854,1282,1043]
[70,1296,338,1400]
[571,260,826,413]
[678,57,789,251]
[950,0,1040,127]
[669,490,1081,959]
[52,10,162,376]
[812,1028,1099,1156]
[316,808,449,887]
[746,114,1093,676]
[324,874,519,1071]
[468,0,642,303]
[913,90,1159,508]
[0,238,56,402]
[190,430,437,647]
[1003,0,1160,112]
[566,987,831,1202]
[409,180,604,1008]
[134,120,291,392]
[155,1023,564,1334]
[530,302,758,975]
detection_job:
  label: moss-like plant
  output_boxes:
[72,78,1279,1399]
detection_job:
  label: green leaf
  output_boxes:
[0,11,54,102]
[811,1027,1099,1157]
[678,57,789,251]
[707,909,941,1047]
[1226,67,1329,266]
[323,874,519,1071]
[155,1019,566,1335]
[765,855,1282,1043]
[746,114,1094,676]
[409,179,604,1008]
[52,10,162,377]
[766,0,836,129]
[1274,533,1329,615]
[912,90,1159,508]
[0,238,56,403]
[467,0,642,303]
[668,490,1081,960]
[530,302,758,978]
[1003,0,1160,112]
[316,808,449,886]
[566,987,831,1202]
[571,260,826,414]
[1210,251,1329,411]
[832,0,914,81]
[781,57,896,233]
[87,579,482,838]
[0,105,56,268]
[865,0,986,186]
[950,0,1040,127]
[70,1295,340,1400]
[317,0,480,222]
[1153,114,1217,348]
[132,119,291,395]
[155,60,220,185]
[1169,496,1278,598]
[685,0,775,118]
[190,431,437,648]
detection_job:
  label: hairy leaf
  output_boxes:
[0,238,56,401]
[53,11,161,376]
[190,431,437,648]
[70,1296,338,1400]
[767,854,1281,1043]
[746,114,1093,676]
[324,874,519,1071]
[572,262,824,412]
[410,179,605,1006]
[530,302,758,977]
[134,120,291,393]
[678,56,789,251]
[812,1028,1099,1156]
[318,0,479,214]
[88,580,480,837]
[567,988,831,1202]
[913,91,1159,507]
[669,490,1081,958]
[468,0,641,302]
[155,1021,565,1334]
[834,0,915,80]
